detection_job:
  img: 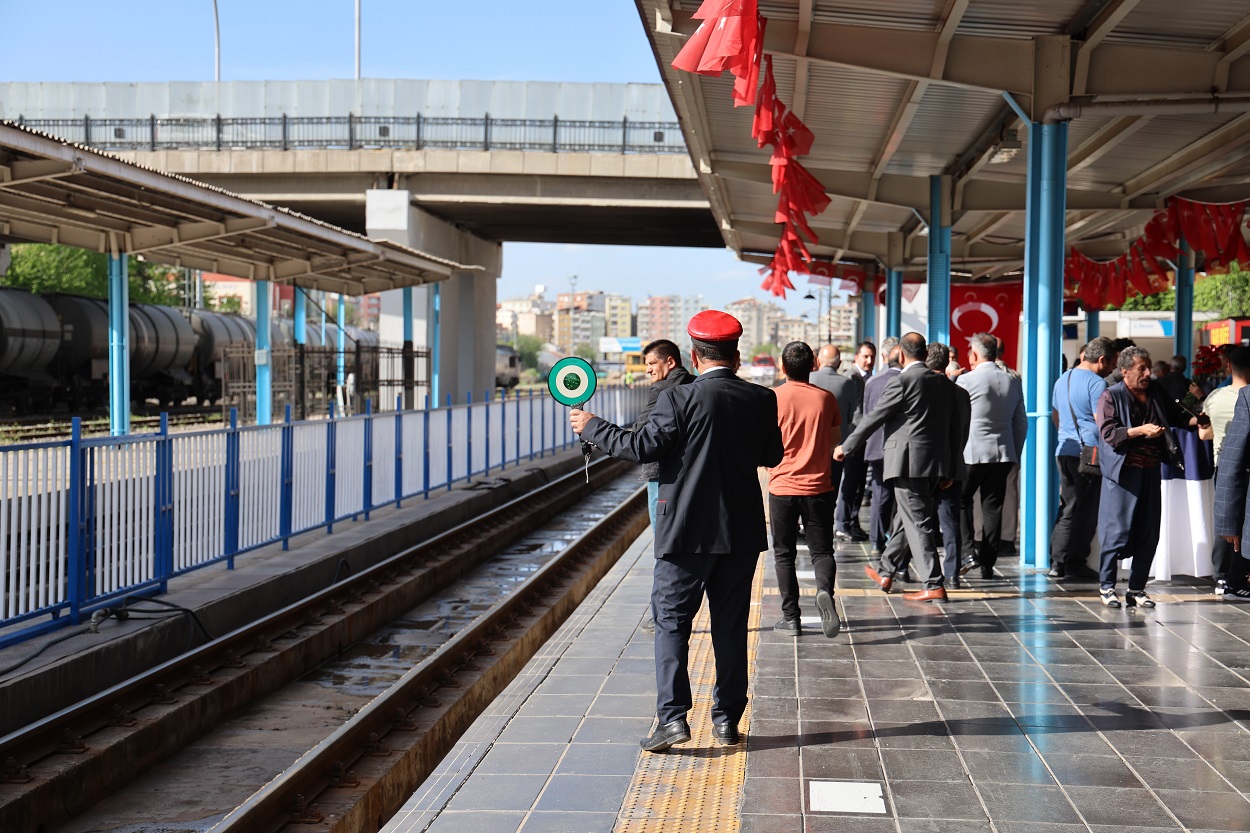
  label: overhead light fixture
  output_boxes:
[989,129,1022,164]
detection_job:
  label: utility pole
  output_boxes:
[568,275,578,355]
[212,0,221,82]
[355,0,362,80]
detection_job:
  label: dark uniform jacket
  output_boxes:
[861,366,901,462]
[1215,386,1250,542]
[840,362,964,483]
[633,365,695,481]
[582,366,784,557]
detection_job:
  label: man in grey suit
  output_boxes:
[810,344,859,521]
[957,333,1028,579]
[835,332,964,602]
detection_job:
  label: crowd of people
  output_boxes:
[569,309,1250,753]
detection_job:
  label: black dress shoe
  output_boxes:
[899,569,914,583]
[640,718,691,752]
[773,618,801,636]
[980,567,998,580]
[959,558,981,576]
[712,723,740,745]
[1066,564,1100,581]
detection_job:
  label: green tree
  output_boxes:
[215,295,243,314]
[514,333,544,370]
[1112,288,1176,311]
[573,342,598,368]
[1193,264,1250,317]
[3,243,182,305]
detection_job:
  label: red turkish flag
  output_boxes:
[732,15,765,107]
[752,56,777,145]
[777,109,815,158]
[949,282,1023,369]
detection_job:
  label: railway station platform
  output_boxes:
[387,530,1250,833]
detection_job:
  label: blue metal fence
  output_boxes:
[0,385,645,648]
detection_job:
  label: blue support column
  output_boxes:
[1019,123,1044,570]
[1086,309,1100,340]
[294,288,306,345]
[1175,239,1195,365]
[431,283,442,404]
[926,176,952,344]
[1027,121,1069,570]
[402,286,415,409]
[886,268,903,338]
[860,276,877,344]
[255,280,272,425]
[319,290,327,345]
[336,293,347,389]
[107,254,130,435]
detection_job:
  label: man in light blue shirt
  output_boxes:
[1048,336,1117,579]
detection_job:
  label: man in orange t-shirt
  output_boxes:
[768,341,842,639]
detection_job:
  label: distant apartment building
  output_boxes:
[555,309,607,354]
[724,297,786,350]
[496,308,554,344]
[825,302,858,344]
[637,294,708,353]
[775,316,820,348]
[604,294,633,339]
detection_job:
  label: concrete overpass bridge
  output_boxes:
[1,80,714,401]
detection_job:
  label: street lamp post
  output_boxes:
[568,275,578,355]
[212,0,221,82]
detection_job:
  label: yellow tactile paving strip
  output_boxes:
[612,560,765,833]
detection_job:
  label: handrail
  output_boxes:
[13,114,687,155]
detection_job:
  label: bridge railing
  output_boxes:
[0,385,647,648]
[15,114,688,154]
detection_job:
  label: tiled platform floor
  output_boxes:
[384,526,1250,833]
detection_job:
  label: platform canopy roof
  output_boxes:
[638,0,1250,279]
[0,121,467,295]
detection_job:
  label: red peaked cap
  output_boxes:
[687,310,744,343]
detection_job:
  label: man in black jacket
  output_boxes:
[572,311,784,752]
[634,339,694,633]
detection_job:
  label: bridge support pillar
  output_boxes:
[108,252,130,436]
[256,280,272,425]
[1021,121,1069,570]
[366,189,502,406]
[1175,239,1195,366]
[926,175,952,345]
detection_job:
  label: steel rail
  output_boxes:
[0,455,632,832]
[214,482,649,833]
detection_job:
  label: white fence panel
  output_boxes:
[401,411,426,496]
[171,431,226,571]
[469,403,487,475]
[488,398,506,471]
[0,445,69,618]
[517,394,535,461]
[427,408,449,489]
[450,407,470,482]
[292,422,328,531]
[372,415,396,505]
[91,440,156,596]
[238,427,282,550]
[335,417,366,519]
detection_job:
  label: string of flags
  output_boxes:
[1065,197,1250,310]
[671,0,831,298]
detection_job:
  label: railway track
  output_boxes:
[0,408,224,443]
[0,457,649,833]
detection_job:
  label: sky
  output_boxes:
[0,0,822,314]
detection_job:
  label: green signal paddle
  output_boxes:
[547,357,597,407]
[548,357,598,482]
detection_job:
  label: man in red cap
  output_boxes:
[571,310,784,752]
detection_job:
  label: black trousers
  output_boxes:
[651,551,757,726]
[881,476,944,589]
[936,481,963,579]
[1051,455,1102,570]
[769,491,836,622]
[961,461,1013,569]
[1211,536,1250,589]
[868,459,895,551]
[835,449,868,532]
[1098,465,1161,592]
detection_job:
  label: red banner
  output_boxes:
[949,282,1023,369]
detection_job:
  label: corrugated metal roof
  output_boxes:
[957,0,1089,39]
[811,0,943,30]
[1067,113,1242,190]
[804,64,911,170]
[1107,0,1250,49]
[887,85,1004,177]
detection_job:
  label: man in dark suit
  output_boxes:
[834,341,877,540]
[810,344,859,515]
[634,339,695,633]
[835,332,964,602]
[861,342,901,555]
[1213,374,1250,600]
[571,311,784,752]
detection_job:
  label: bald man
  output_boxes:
[810,344,861,534]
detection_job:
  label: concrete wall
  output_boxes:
[367,189,499,403]
[0,80,678,121]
